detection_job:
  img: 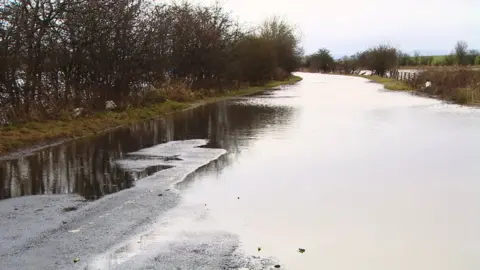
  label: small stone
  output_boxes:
[62,221,67,224]
[274,265,281,269]
[73,258,80,263]
[158,194,163,197]
[237,197,240,200]
[14,208,18,211]
[298,248,306,253]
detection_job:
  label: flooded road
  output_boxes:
[176,73,480,270]
[2,73,480,269]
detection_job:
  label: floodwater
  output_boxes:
[0,93,289,200]
[2,72,480,269]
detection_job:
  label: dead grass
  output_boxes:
[410,69,480,105]
[0,75,302,156]
[360,71,480,105]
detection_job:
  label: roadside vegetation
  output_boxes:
[305,49,335,73]
[0,1,303,154]
[0,75,302,155]
[358,76,412,91]
[410,69,480,105]
[303,41,480,104]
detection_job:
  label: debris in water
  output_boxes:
[63,206,78,212]
[298,248,306,253]
[162,155,182,161]
[165,189,171,192]
[14,208,18,211]
[73,258,80,263]
[62,221,67,224]
[35,209,43,212]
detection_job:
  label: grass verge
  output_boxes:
[0,75,302,156]
[411,69,480,105]
[358,75,414,91]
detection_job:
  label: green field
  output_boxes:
[407,55,447,66]
[403,55,480,67]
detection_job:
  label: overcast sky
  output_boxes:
[169,0,480,57]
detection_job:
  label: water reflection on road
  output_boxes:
[0,93,296,200]
[178,73,480,270]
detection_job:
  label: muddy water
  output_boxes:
[3,72,480,269]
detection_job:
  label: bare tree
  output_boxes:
[0,1,300,125]
[413,51,421,66]
[354,45,398,76]
[454,41,468,65]
[259,17,301,77]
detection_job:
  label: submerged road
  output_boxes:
[1,73,480,270]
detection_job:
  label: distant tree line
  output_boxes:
[304,45,398,76]
[398,41,480,66]
[303,41,479,76]
[0,1,301,123]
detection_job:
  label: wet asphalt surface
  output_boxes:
[0,140,279,270]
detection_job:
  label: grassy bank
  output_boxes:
[410,69,480,105]
[0,75,302,156]
[358,70,480,105]
[358,75,414,91]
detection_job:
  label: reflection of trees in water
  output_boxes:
[176,151,237,190]
[0,100,296,200]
